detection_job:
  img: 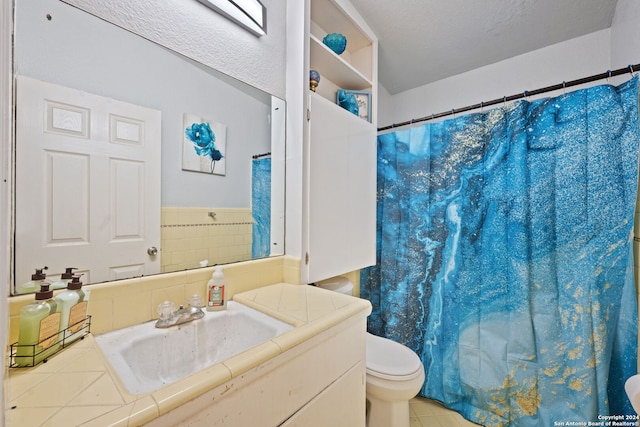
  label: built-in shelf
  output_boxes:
[310,0,371,53]
[309,0,376,110]
[310,34,372,91]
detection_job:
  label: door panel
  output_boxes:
[46,151,90,243]
[110,159,144,240]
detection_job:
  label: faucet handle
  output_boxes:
[157,301,175,320]
[189,294,203,309]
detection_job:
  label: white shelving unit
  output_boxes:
[309,34,371,90]
[305,0,378,283]
[308,0,376,122]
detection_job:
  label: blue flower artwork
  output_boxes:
[182,114,226,175]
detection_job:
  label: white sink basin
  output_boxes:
[95,301,293,394]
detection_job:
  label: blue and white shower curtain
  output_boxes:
[251,157,271,259]
[361,77,640,426]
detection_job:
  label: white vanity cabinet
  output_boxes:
[146,286,369,427]
[305,0,378,283]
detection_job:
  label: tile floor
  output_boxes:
[410,397,482,427]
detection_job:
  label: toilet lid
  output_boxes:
[366,333,423,380]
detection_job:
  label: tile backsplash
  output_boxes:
[8,256,301,342]
[161,207,254,272]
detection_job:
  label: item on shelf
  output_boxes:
[337,89,359,116]
[310,69,321,92]
[322,33,347,55]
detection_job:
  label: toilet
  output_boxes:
[315,277,425,427]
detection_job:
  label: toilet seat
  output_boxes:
[366,333,423,381]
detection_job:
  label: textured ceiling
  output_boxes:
[349,0,619,94]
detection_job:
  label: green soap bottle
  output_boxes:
[15,283,61,366]
[56,275,89,345]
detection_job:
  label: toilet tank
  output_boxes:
[315,276,353,295]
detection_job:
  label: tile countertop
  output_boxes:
[6,283,372,427]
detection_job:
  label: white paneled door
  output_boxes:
[15,76,161,288]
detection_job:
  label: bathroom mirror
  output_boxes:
[11,0,285,294]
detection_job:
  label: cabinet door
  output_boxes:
[279,361,366,427]
[308,93,376,282]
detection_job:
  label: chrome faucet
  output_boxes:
[155,295,205,328]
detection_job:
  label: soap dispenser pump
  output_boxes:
[19,266,49,294]
[207,266,228,311]
[51,267,77,290]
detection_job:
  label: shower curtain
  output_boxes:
[251,157,271,258]
[361,77,640,426]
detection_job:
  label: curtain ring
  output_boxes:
[562,81,566,97]
[503,96,507,108]
[607,70,611,83]
[629,64,636,76]
[480,101,484,112]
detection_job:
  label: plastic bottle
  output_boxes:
[15,283,61,366]
[207,266,228,311]
[55,275,90,345]
[19,266,48,294]
[50,267,77,290]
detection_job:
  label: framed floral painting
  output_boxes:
[182,113,227,175]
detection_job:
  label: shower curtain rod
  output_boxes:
[252,152,271,159]
[378,63,640,132]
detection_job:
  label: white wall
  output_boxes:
[376,83,394,130]
[611,0,640,72]
[381,29,612,130]
[61,0,287,99]
[16,0,272,209]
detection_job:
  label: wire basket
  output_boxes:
[9,315,92,368]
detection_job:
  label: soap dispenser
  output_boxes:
[207,266,228,311]
[51,267,77,290]
[55,274,90,345]
[19,266,49,294]
[15,283,61,366]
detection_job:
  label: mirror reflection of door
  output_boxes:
[14,76,161,293]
